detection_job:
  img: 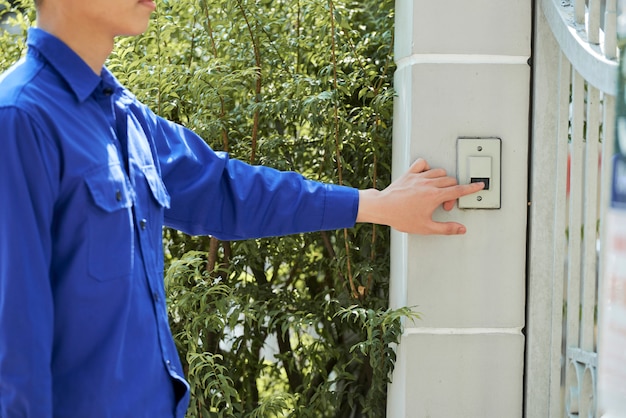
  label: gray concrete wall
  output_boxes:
[388,1,532,416]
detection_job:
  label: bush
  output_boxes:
[1,1,418,416]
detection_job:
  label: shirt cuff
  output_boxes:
[319,184,359,231]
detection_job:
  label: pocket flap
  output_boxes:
[85,164,135,212]
[141,165,171,209]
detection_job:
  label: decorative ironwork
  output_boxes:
[527,1,617,417]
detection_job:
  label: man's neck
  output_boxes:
[36,13,113,75]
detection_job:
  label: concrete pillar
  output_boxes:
[388,1,532,417]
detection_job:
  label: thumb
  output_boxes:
[427,221,468,235]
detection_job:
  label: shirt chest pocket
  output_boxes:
[140,164,170,209]
[84,164,136,282]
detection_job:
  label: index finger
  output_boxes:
[442,181,485,201]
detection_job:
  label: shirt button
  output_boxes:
[166,360,172,369]
[140,219,147,230]
[115,190,122,201]
[153,292,160,302]
[103,87,113,96]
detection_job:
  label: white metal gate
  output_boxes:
[527,0,618,417]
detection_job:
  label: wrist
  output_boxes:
[356,188,385,225]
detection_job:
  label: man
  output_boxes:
[0,0,483,416]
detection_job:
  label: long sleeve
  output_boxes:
[0,107,57,417]
[151,115,360,240]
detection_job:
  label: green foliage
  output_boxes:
[0,0,34,69]
[336,305,420,415]
[0,0,418,416]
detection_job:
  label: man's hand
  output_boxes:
[356,158,484,235]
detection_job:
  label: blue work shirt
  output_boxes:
[0,28,359,418]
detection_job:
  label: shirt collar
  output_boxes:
[26,28,110,103]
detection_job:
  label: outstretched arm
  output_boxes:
[356,158,484,235]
